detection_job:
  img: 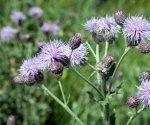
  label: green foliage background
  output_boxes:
[0,0,150,125]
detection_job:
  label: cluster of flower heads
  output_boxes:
[0,6,60,42]
[14,33,88,85]
[136,71,150,108]
[84,11,150,50]
[84,11,150,108]
[126,71,150,108]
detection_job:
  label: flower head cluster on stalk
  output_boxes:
[15,33,88,85]
[84,12,150,49]
[13,10,150,122]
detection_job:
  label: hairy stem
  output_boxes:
[86,41,96,58]
[112,46,131,79]
[103,41,109,58]
[96,44,101,85]
[72,68,104,98]
[87,63,96,70]
[58,80,67,104]
[39,84,85,125]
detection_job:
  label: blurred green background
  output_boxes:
[0,0,150,125]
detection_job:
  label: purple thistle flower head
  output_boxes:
[84,18,101,33]
[70,43,88,67]
[137,80,150,108]
[123,16,150,46]
[10,11,26,24]
[97,16,120,43]
[40,22,59,36]
[29,6,43,18]
[0,26,17,42]
[19,57,43,78]
[38,40,71,69]
[84,17,120,43]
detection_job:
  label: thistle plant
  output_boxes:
[13,10,150,125]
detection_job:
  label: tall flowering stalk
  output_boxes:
[13,11,150,125]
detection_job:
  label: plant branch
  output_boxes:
[39,84,85,125]
[103,41,109,58]
[86,41,96,58]
[126,107,145,125]
[58,80,67,104]
[71,68,104,98]
[112,46,131,79]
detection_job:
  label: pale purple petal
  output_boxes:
[38,40,69,69]
[11,11,26,24]
[0,26,17,42]
[84,18,101,33]
[123,16,150,45]
[19,57,43,77]
[137,80,150,108]
[29,6,43,18]
[40,22,59,36]
[70,43,88,67]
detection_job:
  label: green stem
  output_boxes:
[126,107,145,125]
[109,46,131,93]
[58,80,67,104]
[86,41,96,58]
[96,44,100,63]
[87,63,96,70]
[72,68,104,98]
[112,46,131,79]
[39,84,85,125]
[96,44,101,85]
[103,41,109,58]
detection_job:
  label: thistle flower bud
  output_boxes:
[13,75,36,86]
[69,33,82,50]
[22,34,32,42]
[97,63,108,75]
[50,62,64,76]
[97,55,115,79]
[127,96,139,108]
[114,10,126,25]
[7,115,16,125]
[102,55,114,67]
[139,70,150,81]
[138,42,150,53]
